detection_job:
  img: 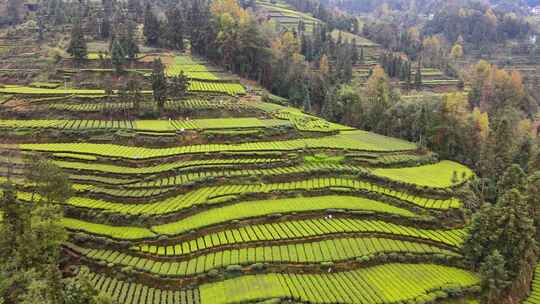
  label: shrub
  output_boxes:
[207,269,219,277]
[250,263,265,271]
[225,265,243,272]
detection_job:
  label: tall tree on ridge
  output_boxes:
[165,7,185,51]
[67,18,88,67]
[151,58,168,111]
[143,3,161,46]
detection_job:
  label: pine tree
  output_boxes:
[128,0,143,19]
[165,7,185,50]
[126,78,143,113]
[6,0,20,25]
[101,17,111,39]
[479,250,510,303]
[464,186,536,284]
[168,71,189,100]
[351,39,359,64]
[514,136,534,173]
[143,3,161,46]
[151,59,168,111]
[119,21,139,61]
[414,60,422,89]
[321,89,335,121]
[497,164,528,195]
[302,84,311,112]
[67,19,88,66]
[0,184,28,253]
[111,40,126,74]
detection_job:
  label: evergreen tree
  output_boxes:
[528,173,540,234]
[53,0,65,25]
[350,39,359,64]
[479,250,511,304]
[165,7,185,50]
[101,17,111,39]
[143,3,161,46]
[126,78,143,113]
[151,59,167,111]
[414,61,422,89]
[0,184,28,255]
[0,159,72,302]
[514,136,534,172]
[119,21,139,61]
[464,186,536,283]
[497,164,528,195]
[25,157,73,205]
[168,72,189,100]
[6,0,20,25]
[302,83,311,112]
[67,19,88,66]
[321,88,336,121]
[128,0,143,19]
[111,40,126,74]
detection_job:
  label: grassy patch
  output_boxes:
[372,160,474,188]
[152,195,417,235]
[304,153,344,163]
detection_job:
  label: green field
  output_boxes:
[18,131,417,158]
[151,195,418,235]
[200,264,479,304]
[373,161,475,188]
[0,45,481,303]
[0,80,246,96]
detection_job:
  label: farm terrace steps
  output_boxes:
[53,157,287,175]
[14,176,462,216]
[78,268,201,304]
[147,195,420,235]
[139,218,467,251]
[62,216,466,248]
[0,118,290,131]
[44,98,257,114]
[116,162,471,191]
[77,263,479,304]
[0,76,480,303]
[67,238,461,280]
[131,234,461,260]
[16,131,417,159]
[198,264,479,304]
[0,81,246,96]
[0,117,354,134]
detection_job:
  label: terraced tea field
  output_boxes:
[255,0,321,33]
[523,263,540,304]
[0,52,481,304]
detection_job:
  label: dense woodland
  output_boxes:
[0,0,540,303]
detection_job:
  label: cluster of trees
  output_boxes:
[110,19,139,73]
[464,164,539,303]
[150,58,189,111]
[379,52,416,85]
[425,3,533,50]
[67,19,88,66]
[301,28,360,82]
[0,159,111,303]
[140,0,362,112]
[318,58,539,302]
[280,0,359,32]
[143,3,185,50]
[0,0,21,26]
[65,1,140,71]
[320,60,538,197]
